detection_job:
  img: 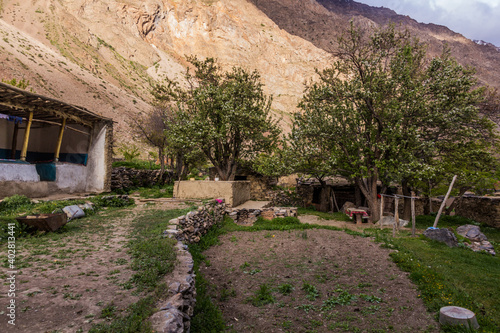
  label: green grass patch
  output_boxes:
[112,159,161,170]
[246,284,275,307]
[135,185,174,199]
[189,217,228,332]
[90,209,188,331]
[378,229,500,331]
[297,207,352,222]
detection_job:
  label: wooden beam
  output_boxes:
[10,122,19,159]
[54,118,67,162]
[0,100,94,128]
[20,111,33,161]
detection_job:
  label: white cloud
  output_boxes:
[356,0,500,46]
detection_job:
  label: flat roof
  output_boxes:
[0,82,113,128]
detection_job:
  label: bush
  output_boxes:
[0,195,33,213]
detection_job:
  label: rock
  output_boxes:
[456,224,486,242]
[423,228,458,247]
[341,201,356,214]
[378,216,409,227]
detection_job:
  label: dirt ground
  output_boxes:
[0,198,188,333]
[202,228,438,332]
[1,201,438,332]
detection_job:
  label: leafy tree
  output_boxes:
[153,57,281,181]
[297,23,497,221]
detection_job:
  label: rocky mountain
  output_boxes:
[0,0,499,144]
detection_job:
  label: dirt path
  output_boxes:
[202,229,438,332]
[0,198,187,333]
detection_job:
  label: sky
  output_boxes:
[355,0,500,46]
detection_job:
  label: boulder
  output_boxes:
[423,228,458,247]
[378,216,409,227]
[456,224,486,242]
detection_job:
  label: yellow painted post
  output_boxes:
[20,111,33,161]
[54,118,67,162]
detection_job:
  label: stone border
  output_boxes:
[153,199,226,332]
[227,207,298,225]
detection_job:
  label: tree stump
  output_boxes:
[439,306,479,330]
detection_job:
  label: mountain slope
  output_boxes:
[0,0,499,144]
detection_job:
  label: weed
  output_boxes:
[240,262,250,269]
[277,283,294,295]
[322,290,358,310]
[219,287,236,301]
[302,282,319,301]
[247,284,275,307]
[295,304,317,313]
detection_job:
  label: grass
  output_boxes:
[89,209,188,332]
[112,159,161,170]
[297,207,352,222]
[134,185,174,199]
[368,215,500,332]
[0,194,134,240]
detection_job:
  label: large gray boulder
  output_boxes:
[423,228,458,247]
[456,224,495,255]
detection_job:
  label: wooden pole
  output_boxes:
[411,191,416,237]
[379,195,384,229]
[433,175,458,228]
[394,196,400,233]
[54,118,66,162]
[10,122,19,159]
[20,111,33,161]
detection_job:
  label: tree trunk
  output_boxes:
[402,180,412,221]
[355,185,362,207]
[159,148,165,174]
[355,176,379,223]
[175,152,183,180]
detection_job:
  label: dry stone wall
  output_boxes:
[111,167,174,191]
[165,199,226,244]
[456,196,500,228]
[157,199,226,332]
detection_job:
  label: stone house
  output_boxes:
[0,82,113,198]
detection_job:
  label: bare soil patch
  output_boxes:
[0,199,187,333]
[202,229,438,332]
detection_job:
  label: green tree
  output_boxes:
[297,23,497,221]
[153,57,281,181]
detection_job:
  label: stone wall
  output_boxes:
[456,196,500,228]
[111,167,174,191]
[165,199,226,243]
[150,241,195,333]
[157,199,226,332]
[227,206,298,225]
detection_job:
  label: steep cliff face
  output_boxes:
[0,0,499,142]
[0,0,332,138]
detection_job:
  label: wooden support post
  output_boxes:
[379,195,384,229]
[10,122,19,159]
[411,191,416,237]
[54,118,66,162]
[20,111,33,161]
[394,196,400,233]
[433,175,458,228]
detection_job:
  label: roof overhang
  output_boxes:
[0,82,113,128]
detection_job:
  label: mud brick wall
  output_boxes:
[456,196,500,228]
